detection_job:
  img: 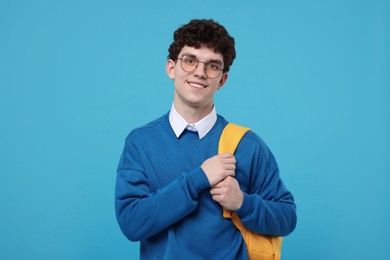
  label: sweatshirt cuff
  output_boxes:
[235,192,256,218]
[186,166,211,199]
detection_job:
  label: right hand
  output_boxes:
[201,153,236,186]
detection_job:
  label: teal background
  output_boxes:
[1,0,389,259]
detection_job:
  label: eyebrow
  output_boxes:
[181,53,223,65]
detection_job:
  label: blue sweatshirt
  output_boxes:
[115,113,296,259]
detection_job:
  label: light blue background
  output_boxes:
[1,0,389,259]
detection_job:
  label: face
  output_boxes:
[166,45,228,114]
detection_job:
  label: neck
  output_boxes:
[173,102,213,124]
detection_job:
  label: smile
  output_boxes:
[188,81,207,89]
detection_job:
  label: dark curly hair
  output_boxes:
[168,19,236,73]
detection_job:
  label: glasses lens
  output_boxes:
[205,63,222,78]
[180,56,197,72]
[179,56,223,78]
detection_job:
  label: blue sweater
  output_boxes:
[115,113,296,259]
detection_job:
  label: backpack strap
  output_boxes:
[218,123,250,219]
[218,123,250,154]
[219,123,283,259]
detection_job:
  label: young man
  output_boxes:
[115,19,297,259]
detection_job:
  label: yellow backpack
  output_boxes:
[218,123,283,260]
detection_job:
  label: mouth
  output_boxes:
[188,81,207,89]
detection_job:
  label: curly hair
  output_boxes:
[168,19,236,73]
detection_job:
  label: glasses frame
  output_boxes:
[177,55,224,79]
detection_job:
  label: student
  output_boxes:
[115,19,297,259]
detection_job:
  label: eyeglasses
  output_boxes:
[178,55,224,79]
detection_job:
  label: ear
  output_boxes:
[166,59,176,80]
[217,73,228,90]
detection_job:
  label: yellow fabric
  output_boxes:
[218,123,283,260]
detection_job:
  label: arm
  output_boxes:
[237,166,297,237]
[236,134,297,236]
[211,133,297,237]
[115,135,236,242]
[115,136,210,242]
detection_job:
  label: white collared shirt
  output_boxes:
[169,103,217,140]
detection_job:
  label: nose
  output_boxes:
[193,61,207,78]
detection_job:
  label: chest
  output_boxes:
[141,136,218,191]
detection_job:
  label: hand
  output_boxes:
[201,153,236,187]
[210,176,244,211]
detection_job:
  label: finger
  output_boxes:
[211,179,227,190]
[220,169,235,177]
[211,194,221,203]
[223,164,236,176]
[210,187,221,195]
[224,176,234,182]
[212,180,225,189]
[224,163,236,171]
[220,153,234,159]
[223,156,236,165]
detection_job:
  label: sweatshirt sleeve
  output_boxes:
[234,133,297,237]
[115,134,210,242]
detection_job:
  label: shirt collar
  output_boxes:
[169,103,217,140]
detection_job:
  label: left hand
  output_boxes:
[210,176,244,211]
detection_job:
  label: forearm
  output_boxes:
[235,142,297,236]
[236,191,297,236]
[115,167,210,241]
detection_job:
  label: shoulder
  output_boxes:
[126,113,170,142]
[243,130,269,150]
[218,118,272,156]
[238,126,276,163]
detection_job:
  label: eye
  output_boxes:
[183,56,196,65]
[207,63,221,71]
